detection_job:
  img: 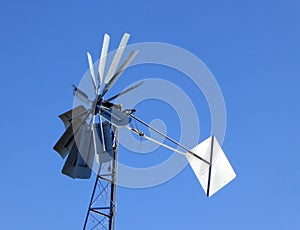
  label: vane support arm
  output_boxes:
[128,114,210,165]
[124,126,191,157]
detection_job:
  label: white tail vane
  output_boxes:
[186,136,236,197]
[87,52,97,91]
[98,34,110,87]
[104,33,130,84]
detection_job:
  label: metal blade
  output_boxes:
[61,142,79,179]
[101,50,139,97]
[58,105,88,128]
[76,122,95,174]
[92,126,100,164]
[104,33,130,85]
[62,123,93,179]
[87,52,97,92]
[98,34,110,88]
[98,116,107,152]
[53,109,92,158]
[106,81,144,102]
[53,116,85,158]
[94,121,114,163]
[72,84,90,105]
[90,115,102,164]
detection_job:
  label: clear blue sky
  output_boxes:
[0,1,299,229]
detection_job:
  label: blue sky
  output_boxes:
[0,0,299,229]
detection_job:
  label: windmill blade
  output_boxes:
[58,105,88,128]
[72,84,90,106]
[104,33,130,85]
[90,115,104,164]
[76,122,95,175]
[106,81,144,102]
[98,116,106,153]
[98,34,110,88]
[61,142,79,179]
[62,123,93,179]
[93,122,115,163]
[87,52,97,92]
[53,116,86,158]
[101,50,139,97]
[95,114,106,152]
[90,115,97,149]
[53,109,92,158]
[186,136,236,197]
[92,124,101,164]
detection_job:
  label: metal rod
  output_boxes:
[129,114,210,165]
[92,207,111,210]
[106,81,144,102]
[90,209,111,219]
[98,175,113,183]
[206,135,214,197]
[68,107,91,122]
[125,126,187,156]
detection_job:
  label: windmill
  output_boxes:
[53,33,236,229]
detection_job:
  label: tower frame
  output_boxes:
[83,128,118,230]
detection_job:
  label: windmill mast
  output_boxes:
[83,126,118,230]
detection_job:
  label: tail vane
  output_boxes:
[186,136,236,197]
